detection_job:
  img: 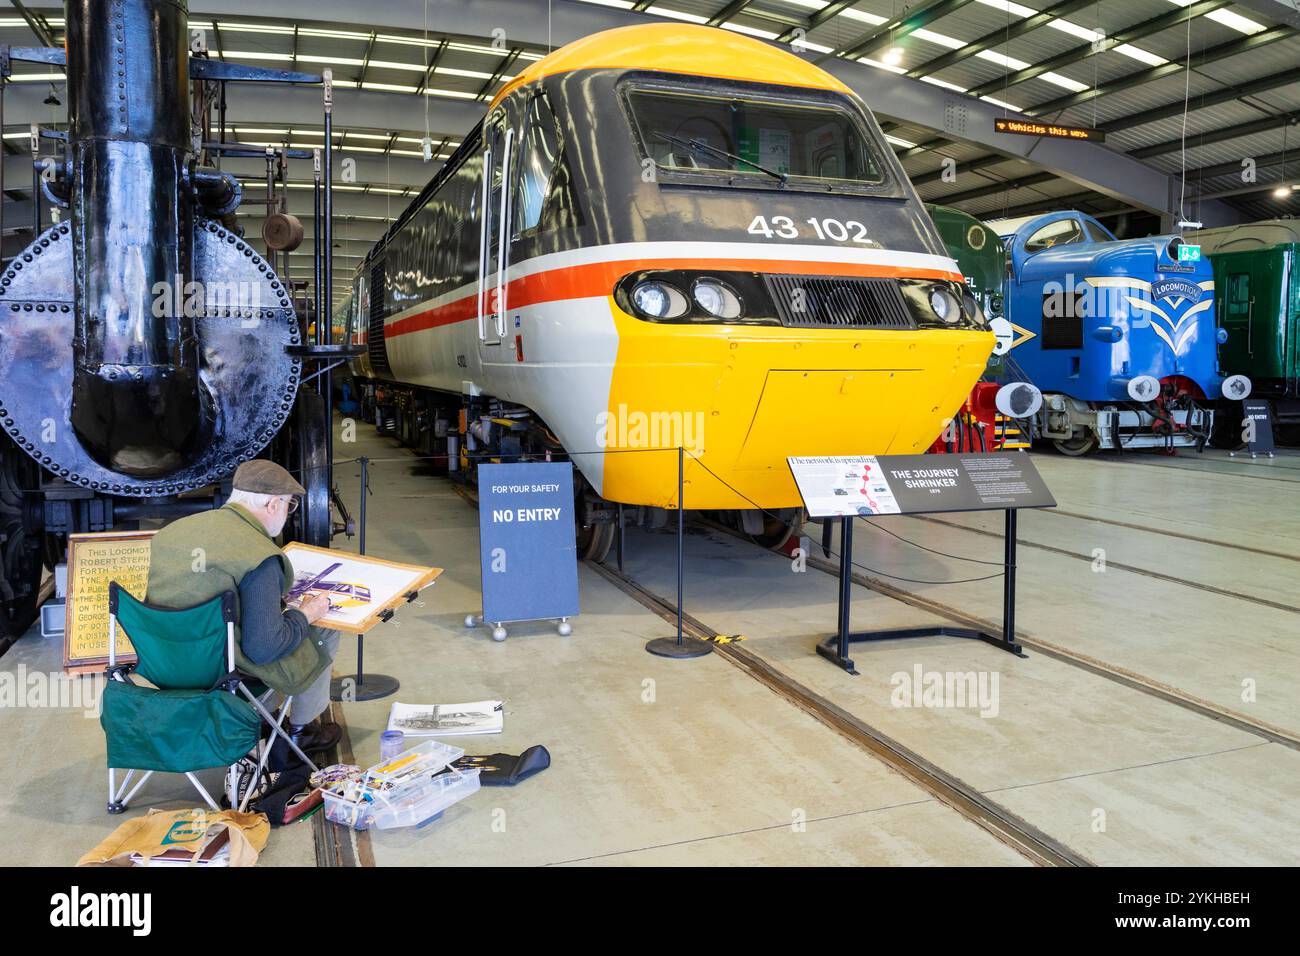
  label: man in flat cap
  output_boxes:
[147,460,342,762]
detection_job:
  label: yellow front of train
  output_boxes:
[501,25,994,510]
[603,313,991,509]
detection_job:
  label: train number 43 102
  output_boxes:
[747,214,873,244]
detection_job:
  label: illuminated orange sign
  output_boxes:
[994,118,1105,143]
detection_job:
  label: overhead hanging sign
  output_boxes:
[994,118,1105,143]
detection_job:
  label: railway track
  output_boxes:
[765,522,1300,752]
[1084,453,1300,485]
[586,559,1093,867]
[1039,508,1300,563]
[905,514,1300,615]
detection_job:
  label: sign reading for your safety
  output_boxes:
[477,462,580,626]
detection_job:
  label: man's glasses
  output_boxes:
[284,496,299,514]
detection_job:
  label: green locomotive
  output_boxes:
[1188,219,1300,443]
[925,203,1006,326]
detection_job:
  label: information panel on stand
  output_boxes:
[477,461,580,624]
[788,453,1056,517]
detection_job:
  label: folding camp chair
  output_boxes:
[102,582,319,814]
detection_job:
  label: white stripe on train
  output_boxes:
[370,241,963,327]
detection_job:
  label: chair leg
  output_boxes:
[185,772,221,812]
[226,763,241,809]
[108,768,153,814]
[237,685,320,774]
[108,768,123,814]
[238,698,290,813]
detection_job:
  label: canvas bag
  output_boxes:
[77,808,270,867]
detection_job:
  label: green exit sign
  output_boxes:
[1178,244,1202,263]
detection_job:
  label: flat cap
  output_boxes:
[232,460,306,496]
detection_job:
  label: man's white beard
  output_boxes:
[268,510,288,538]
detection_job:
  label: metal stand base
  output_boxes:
[645,636,713,659]
[816,626,1023,675]
[818,511,1026,675]
[330,673,400,702]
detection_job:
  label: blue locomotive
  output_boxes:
[986,211,1251,454]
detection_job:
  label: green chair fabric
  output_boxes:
[103,583,259,774]
[112,585,232,690]
[101,680,262,772]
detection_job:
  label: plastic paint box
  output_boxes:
[321,739,480,831]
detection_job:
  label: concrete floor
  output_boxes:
[0,426,1028,867]
[1,435,1294,866]
[806,450,1300,735]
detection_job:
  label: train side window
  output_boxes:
[1083,220,1114,243]
[1226,273,1251,317]
[1025,218,1085,253]
[513,93,561,236]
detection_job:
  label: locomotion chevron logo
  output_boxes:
[1084,276,1215,355]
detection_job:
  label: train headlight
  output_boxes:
[960,289,986,327]
[1126,375,1161,402]
[631,280,689,321]
[691,279,742,320]
[1222,374,1252,400]
[928,286,961,324]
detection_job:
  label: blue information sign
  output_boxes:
[477,462,579,625]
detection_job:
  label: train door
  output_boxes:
[477,113,514,354]
[1220,265,1255,376]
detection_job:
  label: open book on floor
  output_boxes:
[387,700,503,737]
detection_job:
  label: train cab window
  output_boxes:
[513,93,562,236]
[1025,218,1085,253]
[625,87,886,188]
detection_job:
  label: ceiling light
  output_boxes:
[883,46,904,67]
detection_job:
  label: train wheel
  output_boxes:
[743,508,804,551]
[1052,432,1098,457]
[0,438,46,639]
[578,521,615,563]
[283,389,332,548]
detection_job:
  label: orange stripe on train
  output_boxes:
[384,256,964,339]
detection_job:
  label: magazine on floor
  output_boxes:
[387,700,504,737]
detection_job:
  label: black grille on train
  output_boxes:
[763,274,916,330]
[367,260,392,375]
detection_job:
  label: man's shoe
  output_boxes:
[289,720,342,754]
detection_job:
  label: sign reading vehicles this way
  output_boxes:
[994,118,1105,143]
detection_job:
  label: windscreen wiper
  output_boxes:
[652,130,788,184]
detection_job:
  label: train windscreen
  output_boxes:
[626,87,886,189]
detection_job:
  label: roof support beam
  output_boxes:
[905,0,1098,79]
[1130,112,1299,159]
[1025,23,1295,116]
[967,0,1230,99]
[775,0,862,43]
[820,0,975,63]
[707,0,757,28]
[1099,66,1300,133]
[171,1,1236,218]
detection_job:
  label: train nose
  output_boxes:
[71,364,211,477]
